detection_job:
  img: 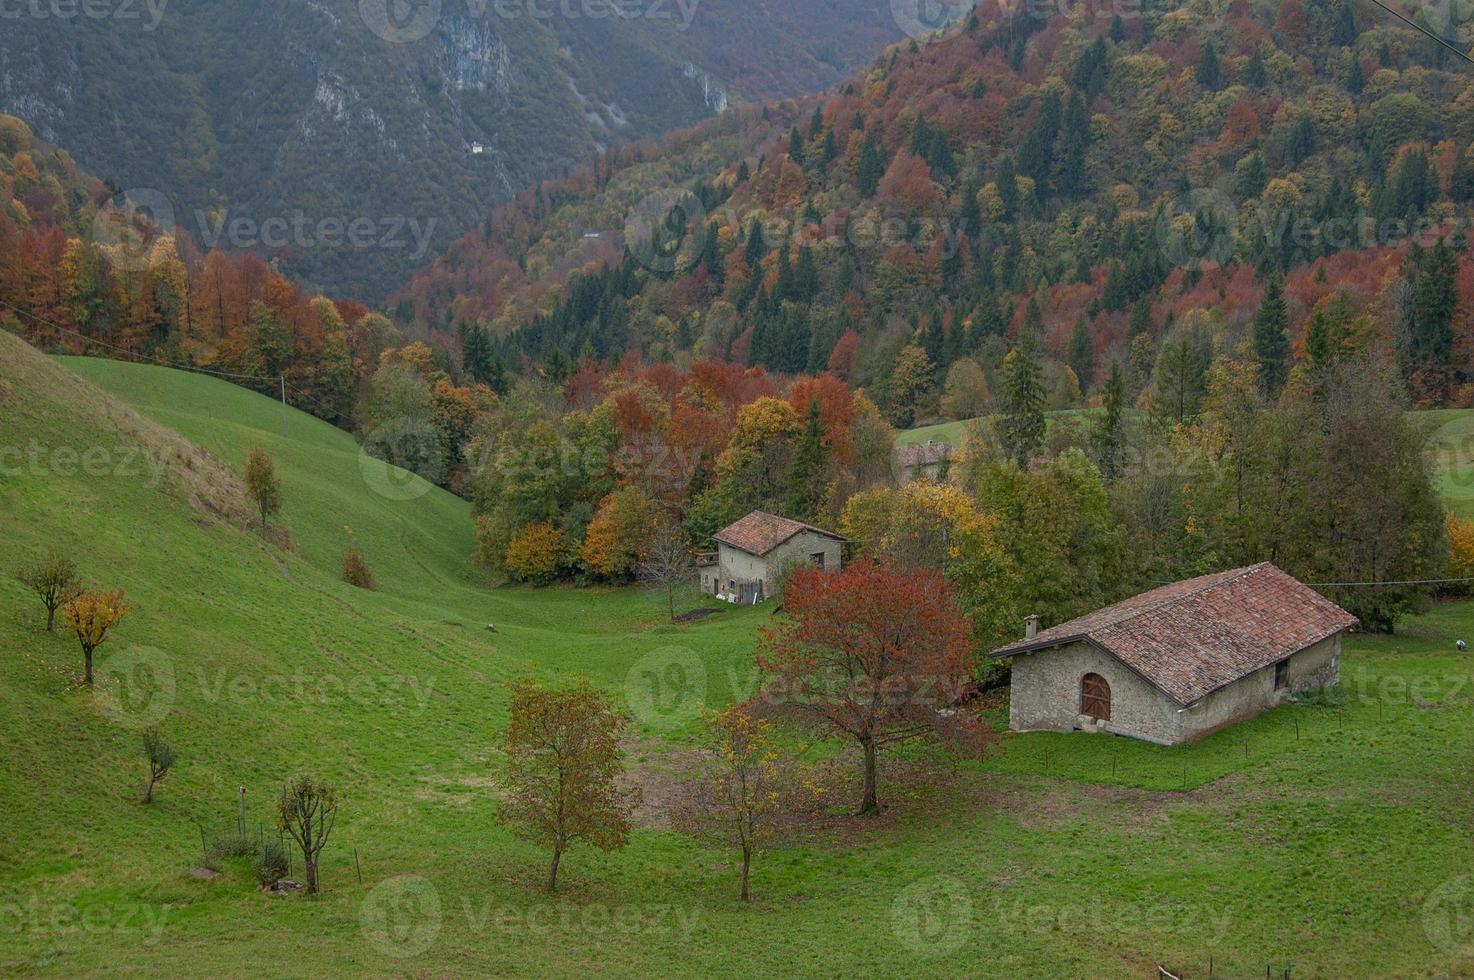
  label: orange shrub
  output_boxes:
[505,523,564,584]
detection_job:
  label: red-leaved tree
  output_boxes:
[754,559,982,816]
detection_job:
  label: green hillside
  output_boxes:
[6,342,1474,976]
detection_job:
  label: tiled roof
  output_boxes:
[994,563,1358,705]
[713,511,843,556]
[895,441,952,468]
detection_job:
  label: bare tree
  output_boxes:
[275,775,339,893]
[639,518,695,623]
[16,554,78,631]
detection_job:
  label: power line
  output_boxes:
[1362,0,1474,68]
[1308,575,1474,588]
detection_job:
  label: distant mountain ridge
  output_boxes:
[0,0,901,299]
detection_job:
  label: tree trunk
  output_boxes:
[859,738,879,816]
[548,848,562,892]
[740,846,752,902]
[144,776,156,804]
[305,856,318,894]
[84,647,94,686]
[46,603,56,632]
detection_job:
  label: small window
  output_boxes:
[810,552,826,569]
[1081,673,1111,721]
[1274,660,1289,690]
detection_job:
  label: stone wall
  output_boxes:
[1008,633,1344,745]
[1007,641,1181,745]
[711,531,842,603]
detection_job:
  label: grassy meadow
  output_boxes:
[3,337,1474,976]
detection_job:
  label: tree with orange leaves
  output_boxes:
[675,707,813,901]
[755,559,980,815]
[61,589,130,685]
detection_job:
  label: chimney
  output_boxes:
[1025,614,1040,640]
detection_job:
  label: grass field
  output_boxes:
[4,339,1474,976]
[896,410,1090,447]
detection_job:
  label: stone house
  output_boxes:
[703,511,844,605]
[993,563,1357,745]
[895,441,952,483]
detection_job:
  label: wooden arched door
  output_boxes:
[1081,673,1111,721]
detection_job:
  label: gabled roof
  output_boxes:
[713,511,843,557]
[895,441,952,468]
[993,563,1358,706]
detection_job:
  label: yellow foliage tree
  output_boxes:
[505,523,564,584]
[61,589,130,685]
[1448,515,1474,593]
[580,486,657,579]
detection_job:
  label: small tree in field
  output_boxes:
[275,775,339,894]
[756,559,980,816]
[243,448,281,537]
[341,545,376,590]
[61,589,130,685]
[142,729,176,803]
[500,679,638,891]
[17,554,79,631]
[639,518,695,623]
[676,707,811,901]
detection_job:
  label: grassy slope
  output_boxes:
[4,346,1474,976]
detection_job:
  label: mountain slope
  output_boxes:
[394,0,1474,409]
[0,0,901,300]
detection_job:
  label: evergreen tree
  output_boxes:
[922,312,946,376]
[1287,116,1317,166]
[820,129,838,166]
[459,321,494,385]
[794,246,818,303]
[702,220,724,285]
[1000,334,1046,468]
[743,217,766,268]
[788,127,805,166]
[785,398,828,521]
[1335,0,1358,45]
[1092,360,1126,479]
[809,106,824,139]
[1196,41,1223,90]
[1243,46,1268,88]
[1403,239,1459,371]
[1153,333,1208,423]
[1067,313,1094,395]
[857,133,885,198]
[1058,91,1091,198]
[995,156,1020,220]
[1254,274,1291,396]
[1129,298,1155,340]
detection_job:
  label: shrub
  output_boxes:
[504,523,563,584]
[16,553,79,631]
[341,545,376,590]
[253,837,290,886]
[1446,514,1474,596]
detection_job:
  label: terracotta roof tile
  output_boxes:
[713,511,843,556]
[994,563,1358,705]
